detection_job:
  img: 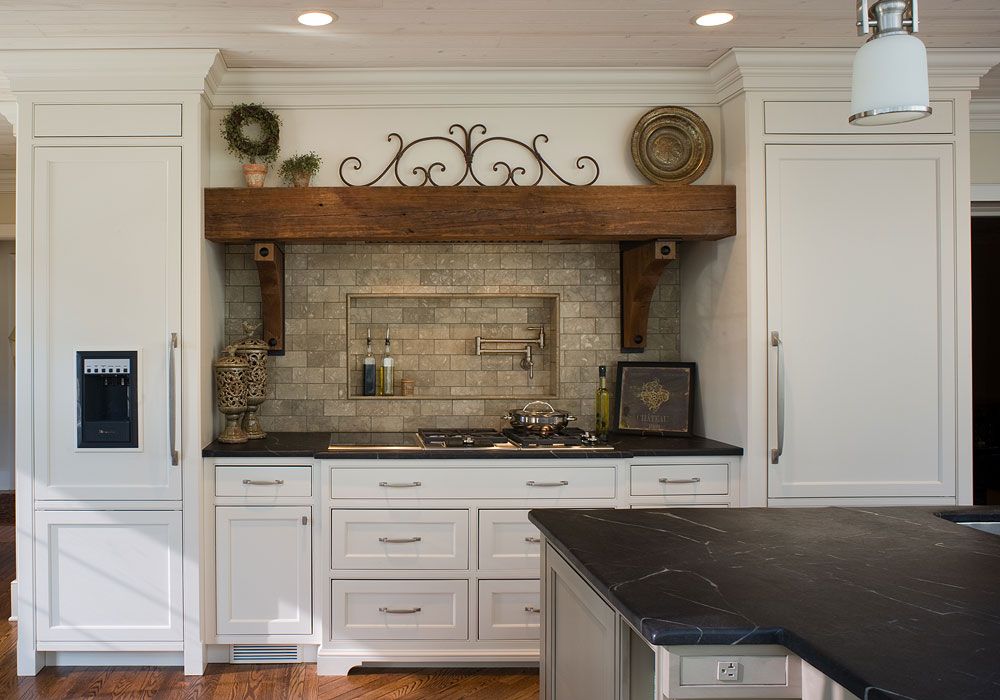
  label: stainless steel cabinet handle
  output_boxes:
[168,332,179,466]
[658,477,701,484]
[524,606,541,613]
[770,330,785,464]
[379,607,421,614]
[526,480,569,487]
[243,479,284,486]
[378,536,422,544]
[378,481,422,488]
[524,536,541,544]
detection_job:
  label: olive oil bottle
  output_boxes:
[595,365,610,441]
[362,328,377,396]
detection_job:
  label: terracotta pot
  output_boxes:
[292,173,312,188]
[242,163,268,188]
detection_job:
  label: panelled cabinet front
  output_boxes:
[216,506,313,635]
[765,143,957,500]
[32,146,182,501]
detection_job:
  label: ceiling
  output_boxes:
[0,0,996,72]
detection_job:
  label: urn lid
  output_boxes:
[214,345,249,369]
[234,321,269,352]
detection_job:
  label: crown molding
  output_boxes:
[0,49,224,94]
[211,65,722,108]
[0,172,13,193]
[971,99,1000,131]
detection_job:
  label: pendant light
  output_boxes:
[850,0,931,126]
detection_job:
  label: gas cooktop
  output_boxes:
[326,428,613,451]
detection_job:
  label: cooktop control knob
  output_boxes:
[461,435,475,446]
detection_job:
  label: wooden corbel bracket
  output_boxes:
[620,239,677,352]
[253,242,285,355]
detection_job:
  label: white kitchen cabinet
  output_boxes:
[478,579,541,640]
[765,143,957,500]
[543,544,618,700]
[331,579,469,641]
[34,509,183,644]
[478,509,541,571]
[216,506,312,635]
[332,509,469,570]
[32,146,182,501]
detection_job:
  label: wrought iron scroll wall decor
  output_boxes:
[338,124,600,187]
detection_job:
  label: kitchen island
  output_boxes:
[529,506,1000,700]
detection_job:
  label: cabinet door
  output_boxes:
[32,146,182,500]
[544,545,618,700]
[216,506,312,635]
[765,144,956,499]
[35,509,183,643]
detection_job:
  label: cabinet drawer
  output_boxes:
[763,100,954,135]
[216,465,312,498]
[479,509,541,571]
[331,466,615,499]
[331,579,468,640]
[478,579,540,640]
[331,509,469,570]
[663,645,801,698]
[630,464,729,496]
[33,103,183,137]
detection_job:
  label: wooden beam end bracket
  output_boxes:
[253,242,285,355]
[620,239,677,353]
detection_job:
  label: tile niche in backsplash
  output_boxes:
[224,242,679,433]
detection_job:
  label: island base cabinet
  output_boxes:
[216,506,312,636]
[543,544,618,700]
[34,510,183,644]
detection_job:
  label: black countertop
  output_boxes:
[202,431,743,459]
[528,506,1000,700]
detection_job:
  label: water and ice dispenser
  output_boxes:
[77,351,139,448]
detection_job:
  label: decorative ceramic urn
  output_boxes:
[234,321,269,439]
[214,345,249,444]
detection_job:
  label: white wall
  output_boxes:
[0,240,13,491]
[207,104,722,188]
[972,132,1000,184]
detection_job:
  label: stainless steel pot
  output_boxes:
[503,401,577,436]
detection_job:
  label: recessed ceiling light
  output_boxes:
[694,11,735,27]
[297,10,336,26]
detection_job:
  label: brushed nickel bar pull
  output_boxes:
[659,477,701,484]
[168,332,179,466]
[526,480,568,487]
[379,536,423,544]
[243,479,285,486]
[770,330,784,465]
[524,606,541,613]
[378,481,422,488]
[524,536,541,543]
[379,607,422,614]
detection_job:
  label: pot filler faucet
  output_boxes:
[475,325,543,380]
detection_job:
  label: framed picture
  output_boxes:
[613,362,695,436]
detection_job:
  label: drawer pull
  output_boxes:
[524,536,541,544]
[526,480,569,487]
[379,606,422,614]
[378,481,422,488]
[378,536,423,544]
[524,606,541,613]
[242,479,285,486]
[658,477,701,484]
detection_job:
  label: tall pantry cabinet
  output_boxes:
[680,52,986,508]
[6,50,225,675]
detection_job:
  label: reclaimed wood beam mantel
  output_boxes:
[204,185,736,243]
[205,184,736,352]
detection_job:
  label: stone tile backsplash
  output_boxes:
[224,242,679,433]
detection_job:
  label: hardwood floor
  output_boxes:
[0,523,540,699]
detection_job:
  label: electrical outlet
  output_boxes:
[716,660,740,682]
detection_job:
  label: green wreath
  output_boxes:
[221,103,281,165]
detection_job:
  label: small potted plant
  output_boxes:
[278,152,323,188]
[221,103,281,188]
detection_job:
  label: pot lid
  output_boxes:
[234,321,269,351]
[509,401,569,417]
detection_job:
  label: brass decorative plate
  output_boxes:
[630,106,713,185]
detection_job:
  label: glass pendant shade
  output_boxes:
[850,33,931,126]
